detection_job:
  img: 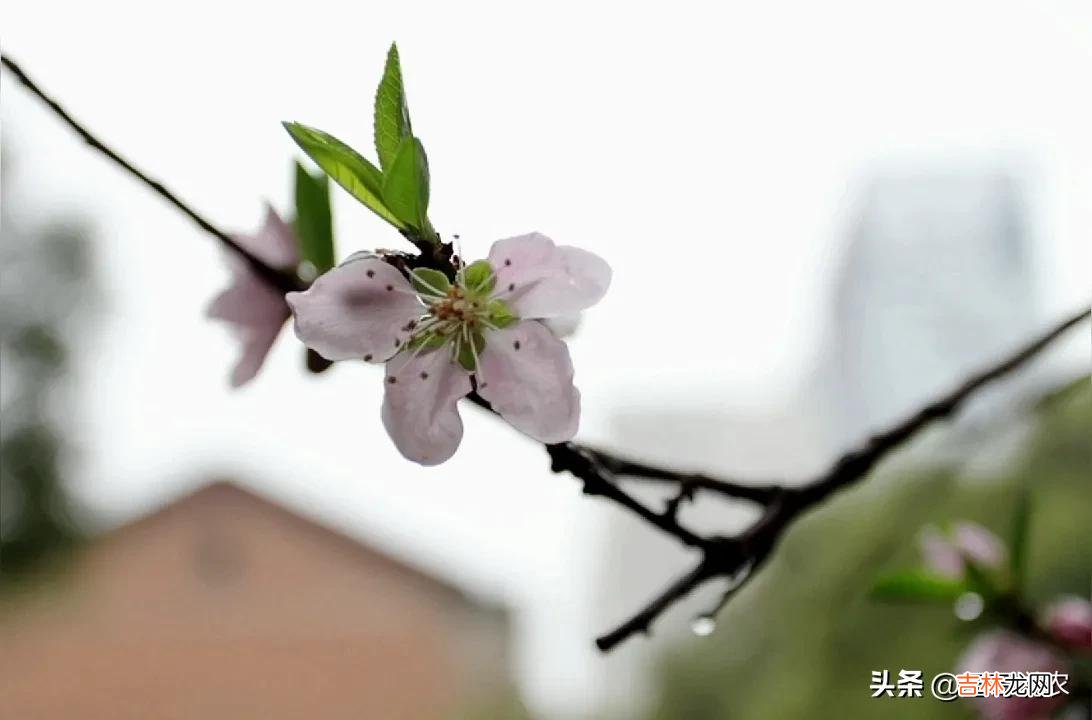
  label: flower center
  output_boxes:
[404,262,518,371]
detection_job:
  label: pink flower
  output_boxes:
[1045,596,1092,649]
[958,631,1069,720]
[208,205,299,387]
[286,232,610,465]
[920,522,1006,579]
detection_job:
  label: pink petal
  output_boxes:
[286,257,422,362]
[381,349,472,465]
[919,528,965,579]
[953,522,1006,569]
[958,631,1068,720]
[1045,597,1092,649]
[231,204,299,270]
[488,232,610,319]
[206,205,299,387]
[477,320,580,443]
[208,284,288,387]
[208,259,291,388]
[542,313,582,338]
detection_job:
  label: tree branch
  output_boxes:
[576,305,1089,650]
[0,53,302,294]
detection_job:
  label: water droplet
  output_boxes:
[690,616,716,637]
[954,592,984,621]
[298,260,319,284]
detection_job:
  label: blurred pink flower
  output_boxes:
[208,205,298,387]
[959,631,1068,720]
[1045,596,1092,649]
[287,232,610,465]
[920,522,1006,578]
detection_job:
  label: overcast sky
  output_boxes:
[4,1,1090,716]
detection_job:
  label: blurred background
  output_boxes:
[1,2,1089,718]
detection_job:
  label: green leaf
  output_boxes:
[293,162,335,272]
[410,268,450,298]
[1008,486,1032,594]
[870,571,968,602]
[374,43,413,172]
[283,122,405,230]
[456,330,485,371]
[462,260,496,296]
[381,136,433,237]
[486,298,518,328]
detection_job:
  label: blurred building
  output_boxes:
[0,481,517,719]
[824,167,1041,453]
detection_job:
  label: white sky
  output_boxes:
[3,1,1090,716]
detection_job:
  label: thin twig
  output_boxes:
[546,443,710,549]
[593,560,714,650]
[0,53,301,293]
[581,448,783,505]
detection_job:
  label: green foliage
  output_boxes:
[293,161,335,272]
[1008,484,1032,595]
[646,380,1092,720]
[284,44,439,247]
[871,571,967,602]
[282,122,404,230]
[382,136,434,239]
[374,43,412,172]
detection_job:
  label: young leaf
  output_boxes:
[374,43,413,172]
[870,571,968,602]
[283,122,405,230]
[381,136,434,238]
[293,162,335,272]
